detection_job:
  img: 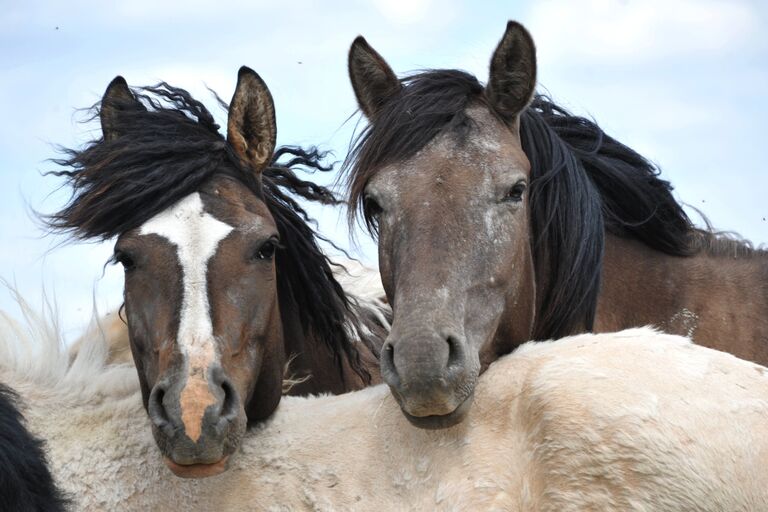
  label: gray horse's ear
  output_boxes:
[227,66,277,175]
[348,36,401,119]
[486,21,537,122]
[100,76,145,142]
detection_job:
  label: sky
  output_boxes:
[0,0,766,338]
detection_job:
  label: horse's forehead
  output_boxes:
[139,192,234,254]
[200,179,275,234]
[439,105,527,171]
[372,107,528,199]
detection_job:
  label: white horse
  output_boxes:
[2,300,767,511]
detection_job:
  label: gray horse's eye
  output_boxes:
[363,193,383,220]
[504,182,527,203]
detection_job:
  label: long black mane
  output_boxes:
[46,83,377,383]
[343,69,705,340]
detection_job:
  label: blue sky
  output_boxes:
[1,0,766,337]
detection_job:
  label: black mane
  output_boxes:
[46,83,377,383]
[343,69,703,340]
[0,384,68,511]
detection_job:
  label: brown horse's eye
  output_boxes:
[113,250,136,272]
[253,237,280,261]
[505,182,527,203]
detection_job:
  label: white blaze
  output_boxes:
[140,192,233,368]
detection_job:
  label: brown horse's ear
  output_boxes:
[348,36,401,119]
[486,21,537,123]
[227,66,276,175]
[100,76,145,142]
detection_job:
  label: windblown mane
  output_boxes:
[45,83,378,383]
[342,69,747,340]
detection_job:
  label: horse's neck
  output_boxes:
[27,330,768,510]
[280,310,379,396]
[26,357,530,510]
[595,233,768,364]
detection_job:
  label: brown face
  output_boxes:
[348,22,538,428]
[103,66,281,476]
[114,176,284,477]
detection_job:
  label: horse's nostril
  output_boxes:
[446,335,464,368]
[148,384,170,429]
[384,342,395,368]
[220,379,238,422]
[381,342,400,384]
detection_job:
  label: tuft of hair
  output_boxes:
[281,353,312,395]
[0,385,69,512]
[0,288,143,512]
[341,69,714,340]
[44,82,248,241]
[685,211,766,258]
[44,82,381,384]
[0,286,139,398]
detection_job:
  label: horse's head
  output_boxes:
[98,68,283,476]
[346,22,538,428]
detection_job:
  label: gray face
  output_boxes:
[365,105,536,428]
[347,21,538,427]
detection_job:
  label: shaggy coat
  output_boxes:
[2,305,767,511]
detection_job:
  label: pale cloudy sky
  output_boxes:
[1,0,766,338]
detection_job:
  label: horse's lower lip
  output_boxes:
[163,455,230,479]
[400,392,475,430]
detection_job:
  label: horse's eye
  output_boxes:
[504,182,527,203]
[114,250,136,272]
[253,237,280,261]
[363,193,383,220]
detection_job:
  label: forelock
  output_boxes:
[342,69,488,231]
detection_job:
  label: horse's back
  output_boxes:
[598,233,768,366]
[484,328,768,511]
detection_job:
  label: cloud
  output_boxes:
[371,0,434,25]
[528,0,760,65]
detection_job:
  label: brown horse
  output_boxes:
[344,21,768,428]
[46,67,384,476]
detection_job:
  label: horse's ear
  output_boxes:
[227,66,276,175]
[100,76,145,142]
[348,36,401,119]
[486,21,537,123]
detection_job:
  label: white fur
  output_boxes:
[332,258,391,333]
[3,297,768,511]
[139,192,233,375]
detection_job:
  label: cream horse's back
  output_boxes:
[3,309,767,510]
[68,311,132,365]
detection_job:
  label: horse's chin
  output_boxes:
[163,455,230,479]
[400,392,475,430]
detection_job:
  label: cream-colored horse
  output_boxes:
[3,302,767,511]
